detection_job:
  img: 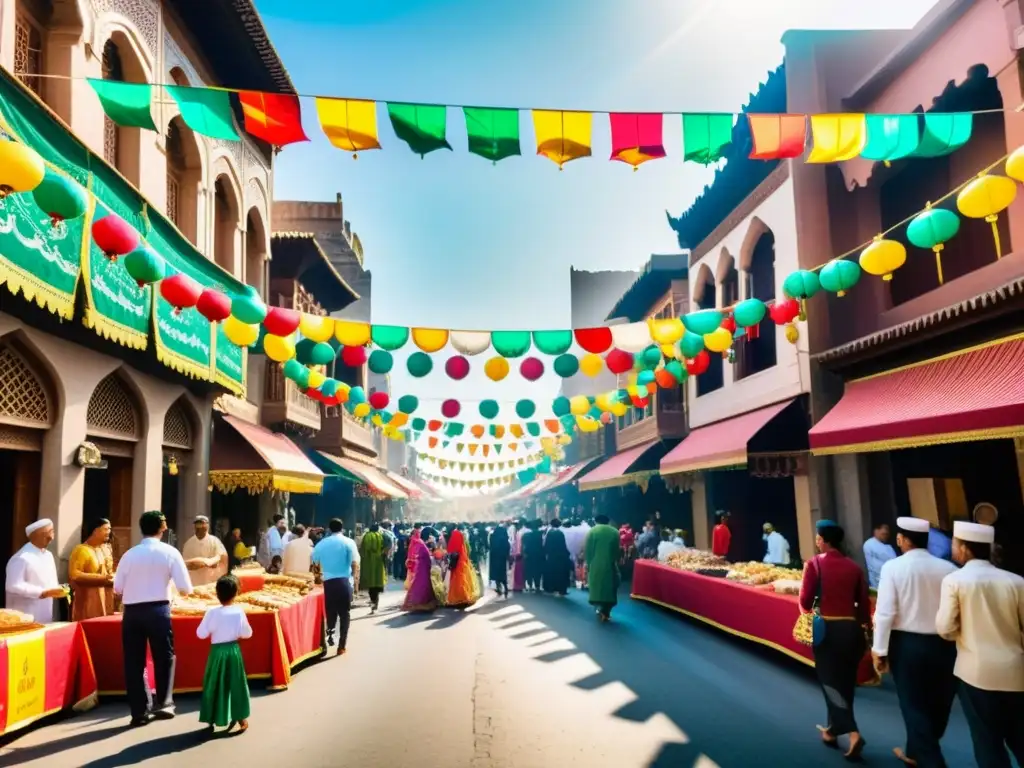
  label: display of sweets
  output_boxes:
[663,549,729,572]
[0,608,36,629]
[726,562,804,586]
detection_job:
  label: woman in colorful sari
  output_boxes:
[511,519,527,593]
[445,527,480,608]
[402,527,437,613]
[69,518,114,622]
[404,525,422,590]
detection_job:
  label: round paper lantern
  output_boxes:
[574,327,613,354]
[859,236,907,282]
[650,318,684,345]
[333,320,370,347]
[445,355,470,380]
[195,288,231,322]
[569,396,590,416]
[818,260,862,297]
[552,396,571,417]
[231,288,267,325]
[655,368,677,389]
[665,359,686,383]
[371,324,409,351]
[679,331,705,359]
[637,370,656,387]
[309,342,336,366]
[348,386,367,405]
[579,353,604,377]
[958,174,1017,259]
[292,366,311,390]
[471,424,485,438]
[32,171,86,226]
[160,273,201,313]
[411,417,426,431]
[299,313,333,342]
[785,324,800,344]
[1006,145,1024,182]
[264,333,296,362]
[0,139,45,198]
[369,391,390,410]
[368,349,394,374]
[610,401,628,417]
[640,345,662,369]
[282,358,305,381]
[294,338,319,364]
[604,348,632,375]
[441,399,461,419]
[407,351,433,377]
[703,327,733,354]
[484,356,510,382]
[263,306,301,336]
[92,214,139,261]
[307,369,327,389]
[341,345,367,367]
[123,248,166,289]
[491,330,531,358]
[733,298,767,332]
[686,350,711,376]
[769,298,801,325]
[682,309,723,336]
[353,402,371,419]
[515,399,536,419]
[520,357,544,381]
[398,394,419,413]
[907,206,961,285]
[411,327,449,353]
[782,270,821,300]
[532,330,573,355]
[223,315,259,346]
[479,400,500,420]
[318,378,338,399]
[553,354,579,378]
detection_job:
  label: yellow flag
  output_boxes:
[807,114,867,163]
[315,98,381,156]
[510,424,524,438]
[532,110,592,168]
[469,444,478,456]
[411,328,449,353]
[335,320,371,346]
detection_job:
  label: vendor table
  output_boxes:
[0,622,98,737]
[82,589,325,695]
[235,572,266,594]
[631,561,878,686]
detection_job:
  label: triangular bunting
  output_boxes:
[532,110,592,168]
[807,114,866,163]
[469,444,478,456]
[609,113,665,169]
[861,114,919,162]
[682,113,733,164]
[909,113,972,158]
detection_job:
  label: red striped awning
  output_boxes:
[809,335,1024,454]
[578,440,659,492]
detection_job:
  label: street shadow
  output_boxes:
[77,727,211,767]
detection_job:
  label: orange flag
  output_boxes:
[428,437,438,449]
[238,91,309,147]
[469,444,478,456]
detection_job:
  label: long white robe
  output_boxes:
[5,543,59,623]
[182,534,227,586]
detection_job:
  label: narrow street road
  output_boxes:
[1,582,977,768]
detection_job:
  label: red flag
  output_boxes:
[747,114,806,160]
[609,113,666,168]
[238,91,309,147]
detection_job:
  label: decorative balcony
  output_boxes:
[615,388,686,451]
[261,364,321,432]
[311,404,377,460]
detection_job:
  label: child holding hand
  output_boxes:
[196,574,252,733]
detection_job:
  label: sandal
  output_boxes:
[844,735,866,761]
[893,747,917,766]
[816,725,838,748]
[237,720,249,734]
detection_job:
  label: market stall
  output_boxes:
[0,620,98,737]
[82,578,325,694]
[631,559,878,685]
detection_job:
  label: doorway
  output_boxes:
[83,455,133,564]
[0,448,41,605]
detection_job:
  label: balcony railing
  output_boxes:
[262,365,321,431]
[312,404,376,457]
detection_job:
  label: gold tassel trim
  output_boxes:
[811,424,1024,456]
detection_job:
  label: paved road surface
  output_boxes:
[0,581,978,768]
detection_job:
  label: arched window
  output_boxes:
[101,40,122,169]
[214,176,240,275]
[245,209,267,296]
[14,3,46,98]
[165,117,201,244]
[100,35,145,186]
[693,265,723,397]
[737,230,777,379]
[87,373,141,441]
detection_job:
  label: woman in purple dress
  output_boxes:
[402,528,438,613]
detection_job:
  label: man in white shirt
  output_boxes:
[282,525,313,575]
[761,523,791,565]
[4,519,65,623]
[871,517,958,767]
[113,511,192,727]
[863,522,897,589]
[936,521,1024,768]
[181,515,227,587]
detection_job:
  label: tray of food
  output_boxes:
[0,608,42,635]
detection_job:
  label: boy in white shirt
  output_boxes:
[196,575,253,734]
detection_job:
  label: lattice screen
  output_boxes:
[163,400,192,449]
[0,345,50,426]
[14,14,43,97]
[87,374,139,439]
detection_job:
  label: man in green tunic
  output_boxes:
[585,514,621,622]
[359,522,388,614]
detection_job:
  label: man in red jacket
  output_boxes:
[712,511,732,559]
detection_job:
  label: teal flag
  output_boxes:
[861,114,919,162]
[910,113,972,158]
[166,85,240,141]
[88,80,156,130]
[682,113,734,164]
[387,103,451,156]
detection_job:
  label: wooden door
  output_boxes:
[109,457,133,562]
[11,450,40,551]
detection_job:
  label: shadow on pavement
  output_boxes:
[76,727,212,767]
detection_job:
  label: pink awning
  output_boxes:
[211,415,325,494]
[542,461,595,492]
[578,439,659,492]
[660,400,794,476]
[318,452,408,499]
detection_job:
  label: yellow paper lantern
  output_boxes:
[471,424,485,438]
[703,327,732,353]
[594,393,613,412]
[335,383,350,403]
[569,395,590,416]
[223,315,260,347]
[390,412,409,428]
[785,323,800,345]
[660,344,678,359]
[307,369,326,389]
[371,414,384,427]
[0,139,46,197]
[859,236,907,281]
[649,317,684,345]
[956,174,1017,259]
[557,433,572,445]
[483,356,509,381]
[299,313,334,342]
[353,402,371,418]
[334,320,371,346]
[611,402,628,417]
[264,333,296,363]
[1006,146,1024,183]
[579,353,603,377]
[576,415,600,432]
[411,327,449,352]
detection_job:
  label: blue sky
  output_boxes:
[253,0,933,486]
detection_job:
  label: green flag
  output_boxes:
[861,114,919,162]
[463,107,520,163]
[682,113,734,164]
[387,103,451,157]
[910,113,972,158]
[526,422,541,437]
[88,79,156,130]
[166,85,240,141]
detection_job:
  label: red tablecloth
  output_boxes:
[0,622,98,736]
[631,561,878,686]
[81,589,325,695]
[236,573,266,594]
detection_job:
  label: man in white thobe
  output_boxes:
[181,515,227,587]
[5,519,65,623]
[282,525,313,575]
[762,523,791,565]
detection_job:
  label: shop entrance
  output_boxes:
[82,455,133,560]
[0,448,42,604]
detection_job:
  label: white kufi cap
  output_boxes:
[896,517,929,534]
[953,521,995,544]
[25,518,53,536]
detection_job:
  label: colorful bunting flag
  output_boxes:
[609,113,665,169]
[88,79,156,130]
[166,85,240,140]
[807,114,866,163]
[315,97,381,155]
[469,444,478,456]
[682,113,733,164]
[747,113,806,160]
[861,114,919,162]
[910,113,972,158]
[510,424,524,438]
[428,437,438,449]
[464,107,521,163]
[483,445,490,458]
[387,103,451,157]
[532,110,592,168]
[239,91,309,147]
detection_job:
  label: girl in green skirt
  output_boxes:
[196,575,252,733]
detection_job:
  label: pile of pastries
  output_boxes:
[235,589,304,611]
[234,561,265,573]
[726,562,804,585]
[0,608,37,630]
[663,550,729,572]
[263,574,313,594]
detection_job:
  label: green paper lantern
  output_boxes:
[491,330,532,358]
[282,359,305,382]
[293,366,310,390]
[907,207,961,285]
[733,298,767,328]
[531,330,573,356]
[347,385,366,404]
[310,341,336,366]
[637,370,656,386]
[682,309,723,336]
[818,260,862,297]
[370,324,410,351]
[407,351,433,377]
[123,247,166,287]
[553,354,579,378]
[479,400,500,420]
[782,270,821,300]
[559,413,575,430]
[320,379,340,398]
[411,417,427,431]
[552,396,571,417]
[665,359,686,382]
[377,410,393,425]
[368,349,394,374]
[641,345,662,369]
[588,405,602,419]
[32,170,87,225]
[398,394,419,414]
[295,338,317,365]
[231,286,267,324]
[680,331,705,358]
[515,399,536,419]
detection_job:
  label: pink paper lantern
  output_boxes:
[520,357,544,381]
[341,345,367,367]
[441,399,461,419]
[445,355,470,380]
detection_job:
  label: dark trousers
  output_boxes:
[323,577,353,650]
[122,601,175,720]
[368,587,383,609]
[813,619,865,737]
[889,631,957,767]
[959,681,1024,768]
[596,602,613,618]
